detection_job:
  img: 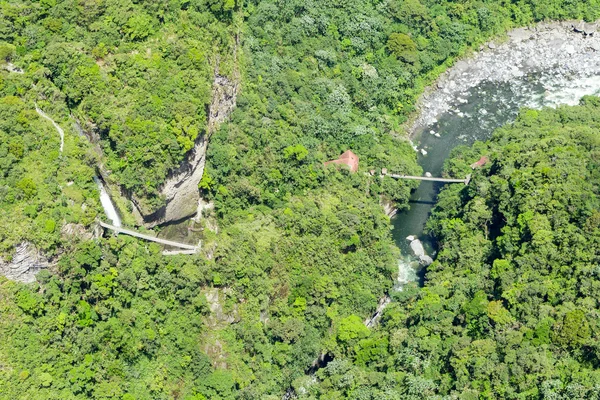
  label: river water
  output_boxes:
[391,22,600,289]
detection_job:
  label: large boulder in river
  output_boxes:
[419,255,434,266]
[410,239,425,258]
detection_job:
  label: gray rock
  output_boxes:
[380,197,397,218]
[419,255,434,266]
[364,295,391,328]
[61,223,94,241]
[2,63,23,74]
[410,239,425,257]
[0,242,49,283]
[573,21,597,35]
[584,22,597,35]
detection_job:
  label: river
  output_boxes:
[391,21,600,289]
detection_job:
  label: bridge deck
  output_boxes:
[388,174,470,184]
[98,221,198,251]
[162,249,198,256]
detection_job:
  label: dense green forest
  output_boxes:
[2,0,600,399]
[299,98,600,398]
[0,69,100,255]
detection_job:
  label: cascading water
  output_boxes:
[393,21,600,290]
[94,176,121,227]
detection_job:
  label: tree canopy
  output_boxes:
[2,0,600,398]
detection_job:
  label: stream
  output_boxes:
[391,21,600,290]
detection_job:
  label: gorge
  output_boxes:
[391,20,600,289]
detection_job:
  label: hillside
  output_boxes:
[2,0,600,399]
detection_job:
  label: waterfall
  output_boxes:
[94,176,121,227]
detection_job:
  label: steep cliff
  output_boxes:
[135,70,239,227]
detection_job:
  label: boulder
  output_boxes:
[573,21,597,36]
[419,255,434,266]
[410,239,425,257]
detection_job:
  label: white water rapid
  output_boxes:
[395,21,600,292]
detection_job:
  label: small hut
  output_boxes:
[324,150,359,173]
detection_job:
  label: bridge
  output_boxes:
[98,221,200,254]
[388,174,471,185]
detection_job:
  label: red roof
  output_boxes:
[324,150,359,173]
[470,156,489,169]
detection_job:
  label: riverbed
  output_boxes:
[392,21,600,289]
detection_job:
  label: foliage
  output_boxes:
[0,238,217,399]
[1,0,238,213]
[3,0,600,398]
[0,75,99,255]
[303,99,600,398]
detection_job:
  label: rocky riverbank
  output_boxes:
[410,20,600,136]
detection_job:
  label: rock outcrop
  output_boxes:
[2,62,23,74]
[0,242,49,283]
[572,21,597,36]
[364,295,392,328]
[137,72,240,227]
[380,197,397,218]
[407,237,434,266]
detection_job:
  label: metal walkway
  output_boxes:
[98,221,199,251]
[387,174,471,185]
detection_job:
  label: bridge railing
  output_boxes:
[385,173,471,185]
[97,220,200,252]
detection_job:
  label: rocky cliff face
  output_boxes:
[137,72,240,227]
[380,196,397,218]
[0,242,49,283]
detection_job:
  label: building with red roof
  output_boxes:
[324,150,359,173]
[470,156,489,169]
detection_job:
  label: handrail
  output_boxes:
[97,221,198,250]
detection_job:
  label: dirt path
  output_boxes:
[35,105,64,153]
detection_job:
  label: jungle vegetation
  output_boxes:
[1,0,600,399]
[300,98,600,399]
